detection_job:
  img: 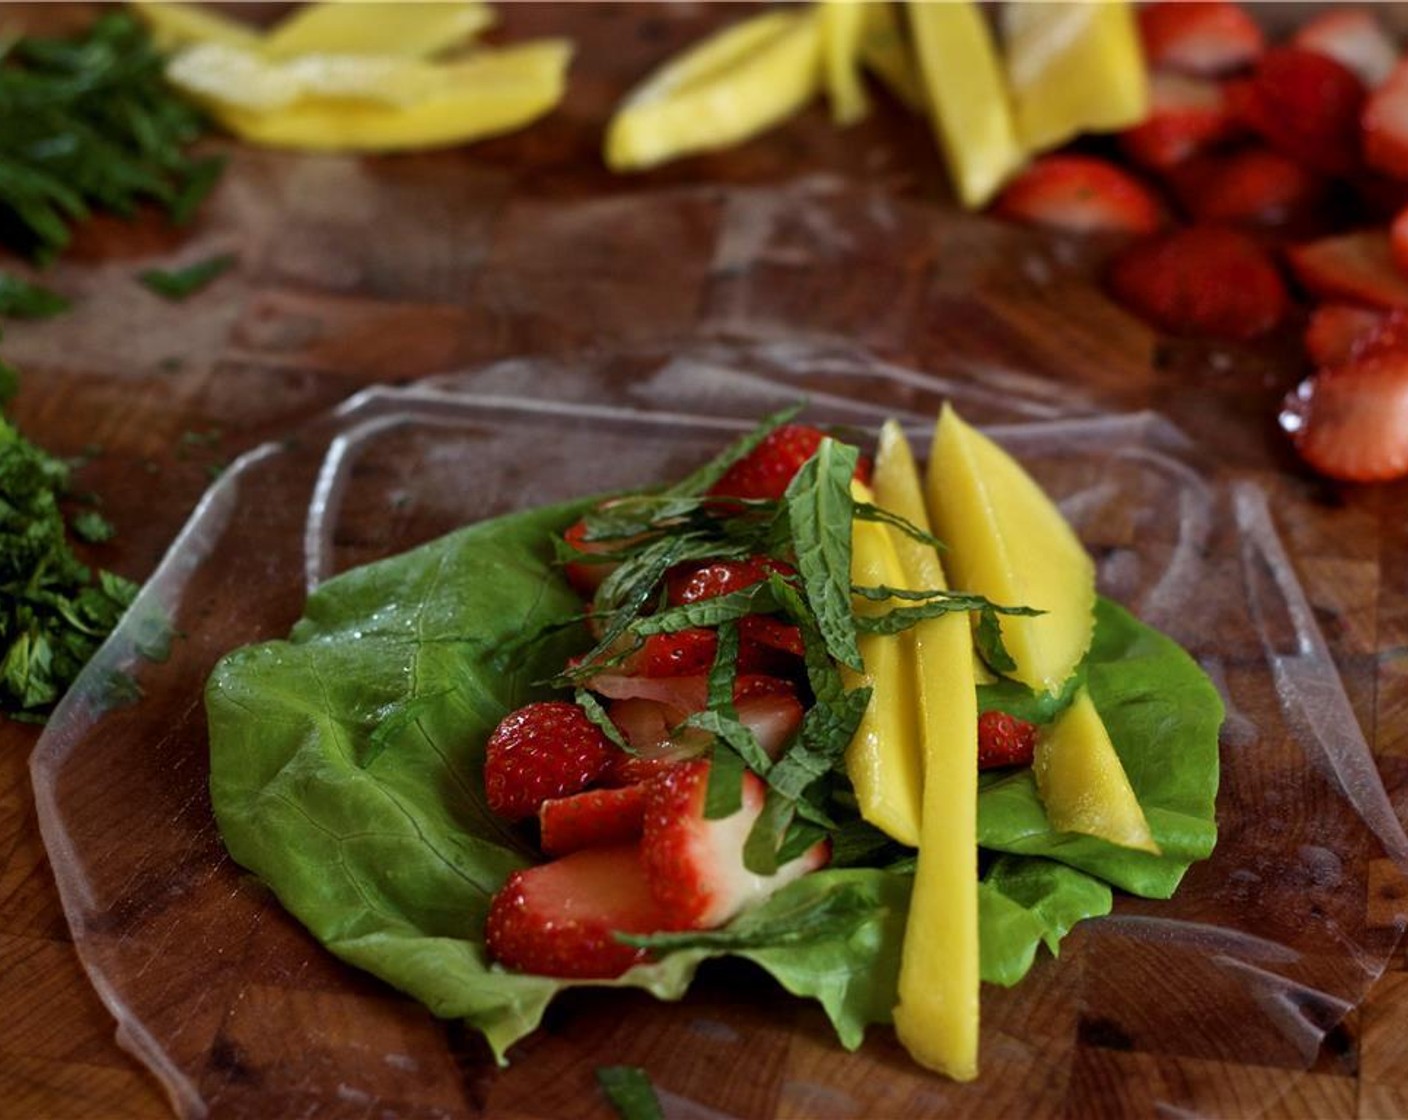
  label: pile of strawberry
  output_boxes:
[990,2,1408,484]
[481,421,1037,980]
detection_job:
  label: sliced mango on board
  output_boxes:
[858,3,927,114]
[131,1,264,51]
[925,405,1095,696]
[262,1,495,60]
[905,0,1024,208]
[820,0,870,126]
[605,9,822,172]
[1034,687,1160,854]
[1002,1,1148,154]
[869,421,981,1083]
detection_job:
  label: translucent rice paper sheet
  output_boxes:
[29,335,1408,1118]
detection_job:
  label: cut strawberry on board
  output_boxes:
[1171,147,1329,230]
[665,556,794,605]
[484,844,675,978]
[641,759,829,929]
[990,154,1164,236]
[1117,72,1240,171]
[1304,304,1388,367]
[1286,230,1408,309]
[1283,352,1408,482]
[1107,225,1288,340]
[708,424,870,501]
[562,517,618,598]
[1293,6,1399,90]
[1364,60,1408,180]
[628,628,719,677]
[483,700,617,820]
[538,784,648,856]
[1392,204,1408,275]
[1137,1,1264,77]
[1230,47,1366,178]
[977,710,1038,770]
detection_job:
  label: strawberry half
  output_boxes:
[1304,304,1388,368]
[561,517,618,599]
[1106,225,1288,340]
[483,700,617,820]
[1364,59,1408,180]
[665,556,794,606]
[1282,352,1408,482]
[484,844,674,978]
[1171,147,1329,231]
[538,783,648,856]
[977,710,1038,770]
[1286,230,1408,309]
[991,155,1164,236]
[708,424,870,502]
[1230,47,1366,178]
[1118,73,1240,171]
[1138,1,1264,77]
[641,760,829,929]
[1293,6,1399,90]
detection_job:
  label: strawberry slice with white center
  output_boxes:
[641,759,829,929]
[1294,7,1399,90]
[1304,304,1388,368]
[991,155,1164,236]
[1362,60,1408,180]
[1286,230,1408,310]
[1118,72,1240,171]
[1137,1,1264,78]
[1282,351,1408,482]
[538,783,648,856]
[484,844,675,979]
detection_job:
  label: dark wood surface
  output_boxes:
[5,2,1408,1116]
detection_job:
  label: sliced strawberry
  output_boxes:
[1294,7,1399,90]
[734,691,804,759]
[737,613,806,674]
[1282,352,1408,482]
[990,155,1164,236]
[538,784,648,856]
[665,556,795,606]
[1107,225,1288,340]
[707,424,870,502]
[604,698,705,781]
[629,628,719,677]
[1364,60,1408,180]
[561,518,617,599]
[1118,72,1240,171]
[483,700,617,821]
[591,672,710,710]
[1138,1,1264,77]
[977,710,1038,770]
[1286,230,1408,309]
[1230,47,1366,177]
[1170,147,1329,230]
[641,760,829,929]
[484,844,675,978]
[1304,304,1388,367]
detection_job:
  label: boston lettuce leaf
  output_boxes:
[207,501,1220,1060]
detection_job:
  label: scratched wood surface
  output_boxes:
[4,2,1408,1117]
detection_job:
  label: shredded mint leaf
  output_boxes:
[0,273,69,319]
[851,584,1041,637]
[596,1066,664,1120]
[619,884,875,954]
[70,509,114,543]
[786,438,862,672]
[139,253,236,300]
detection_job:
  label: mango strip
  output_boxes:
[820,0,870,126]
[130,1,263,52]
[858,3,926,115]
[262,1,494,60]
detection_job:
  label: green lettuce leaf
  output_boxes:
[207,500,1220,1060]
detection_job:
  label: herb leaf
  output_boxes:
[139,252,236,300]
[596,1066,664,1120]
[785,437,862,672]
[0,272,70,319]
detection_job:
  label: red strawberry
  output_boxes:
[665,556,795,605]
[1106,225,1288,340]
[604,697,705,781]
[1392,204,1408,277]
[630,628,719,677]
[1364,60,1408,180]
[483,701,617,820]
[990,155,1164,236]
[737,614,806,672]
[734,690,804,760]
[561,518,617,598]
[1282,352,1408,482]
[708,424,870,502]
[483,844,674,978]
[1294,7,1399,90]
[1304,304,1388,367]
[1138,1,1264,77]
[1286,230,1408,309]
[1171,147,1329,230]
[977,710,1038,770]
[1230,47,1366,177]
[538,783,648,856]
[1118,73,1240,171]
[641,760,829,929]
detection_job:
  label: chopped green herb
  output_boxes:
[595,1066,664,1120]
[0,272,70,319]
[0,13,222,262]
[139,253,236,300]
[70,510,115,543]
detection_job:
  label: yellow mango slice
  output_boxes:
[905,1,1024,208]
[605,10,822,172]
[1002,1,1148,154]
[1034,688,1160,854]
[131,1,263,51]
[200,41,572,153]
[859,3,926,114]
[820,0,870,126]
[871,422,981,1082]
[262,1,495,60]
[926,404,1095,695]
[844,480,921,848]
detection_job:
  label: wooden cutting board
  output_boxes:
[4,3,1408,1117]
